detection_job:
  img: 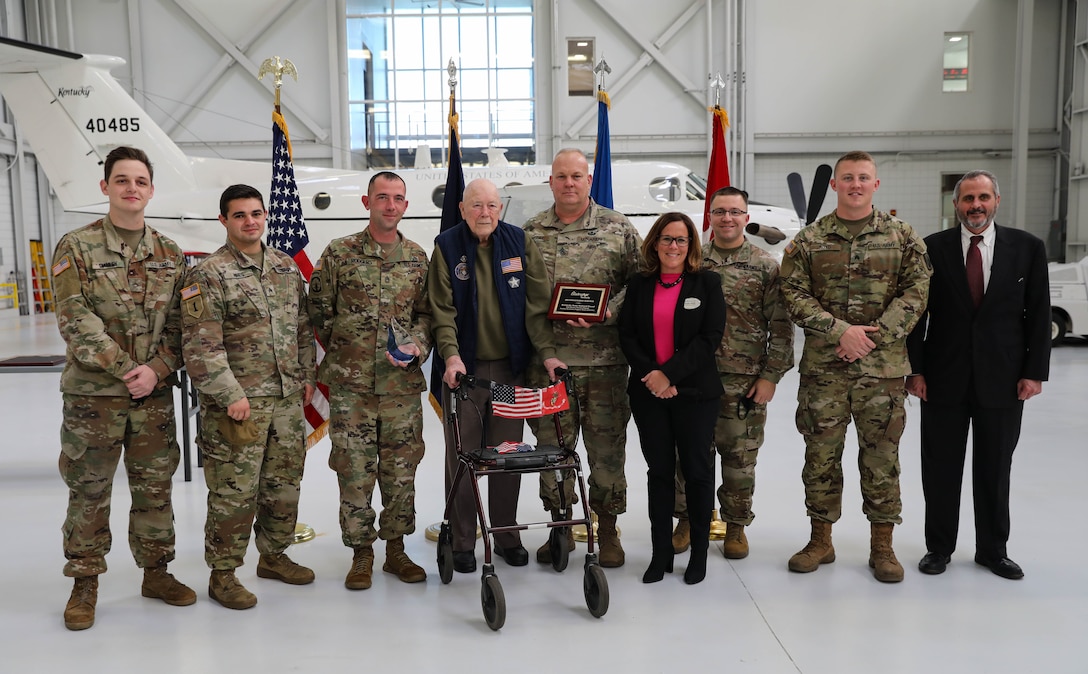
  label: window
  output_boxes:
[346,0,535,169]
[942,32,970,93]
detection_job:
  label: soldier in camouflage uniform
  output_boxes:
[181,184,316,609]
[522,149,641,568]
[780,151,931,583]
[308,172,432,590]
[52,146,196,631]
[671,187,794,559]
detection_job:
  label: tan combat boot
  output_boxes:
[256,552,315,585]
[597,512,625,568]
[722,523,749,559]
[141,565,197,606]
[208,570,257,610]
[788,519,836,572]
[869,522,905,583]
[672,518,691,554]
[345,545,374,590]
[64,576,98,630]
[383,537,426,583]
[536,510,575,564]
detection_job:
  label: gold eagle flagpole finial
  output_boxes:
[257,56,299,111]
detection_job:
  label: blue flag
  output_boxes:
[440,92,465,234]
[431,91,467,417]
[589,91,613,209]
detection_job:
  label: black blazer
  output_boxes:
[618,270,726,399]
[906,224,1050,407]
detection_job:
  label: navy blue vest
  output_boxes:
[430,220,532,404]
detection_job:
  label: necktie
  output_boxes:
[967,235,984,308]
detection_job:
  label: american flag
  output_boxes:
[266,109,328,448]
[490,380,570,419]
[493,441,533,454]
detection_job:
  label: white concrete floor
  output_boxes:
[1,313,1086,673]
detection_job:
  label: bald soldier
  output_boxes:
[521,148,641,568]
[181,184,316,609]
[309,171,432,590]
[780,151,931,583]
[52,146,195,631]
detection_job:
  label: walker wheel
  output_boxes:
[549,526,570,572]
[481,574,506,631]
[584,564,609,618]
[437,524,454,585]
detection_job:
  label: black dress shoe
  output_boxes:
[918,551,951,575]
[452,551,476,574]
[974,554,1024,580]
[493,544,529,567]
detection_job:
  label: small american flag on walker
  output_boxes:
[490,380,570,419]
[493,441,534,454]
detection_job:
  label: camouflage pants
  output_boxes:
[528,364,630,515]
[795,374,906,524]
[200,392,305,570]
[328,389,424,548]
[674,373,767,525]
[58,390,180,578]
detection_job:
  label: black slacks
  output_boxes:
[629,388,718,560]
[919,398,1023,560]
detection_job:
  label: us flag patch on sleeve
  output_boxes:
[181,283,202,300]
[52,256,71,276]
[784,241,798,257]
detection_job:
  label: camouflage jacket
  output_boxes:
[522,200,641,366]
[780,209,931,377]
[308,229,431,395]
[180,240,315,408]
[704,240,794,382]
[52,216,184,396]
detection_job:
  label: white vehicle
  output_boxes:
[1048,256,1088,344]
[0,36,801,258]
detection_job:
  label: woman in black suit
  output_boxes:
[619,212,726,584]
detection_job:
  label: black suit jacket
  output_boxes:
[906,224,1050,407]
[618,270,726,399]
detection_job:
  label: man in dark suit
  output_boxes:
[906,170,1050,580]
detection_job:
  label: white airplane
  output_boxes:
[0,36,802,259]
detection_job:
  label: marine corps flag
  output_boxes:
[267,109,330,448]
[702,106,731,238]
[430,88,467,417]
[589,89,613,209]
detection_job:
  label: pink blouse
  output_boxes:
[653,274,683,365]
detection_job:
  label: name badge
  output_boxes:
[683,297,701,310]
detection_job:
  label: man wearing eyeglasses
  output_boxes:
[670,187,794,559]
[522,148,642,569]
[780,151,931,583]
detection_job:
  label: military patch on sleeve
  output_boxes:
[784,240,799,257]
[182,283,205,319]
[52,256,71,277]
[923,252,933,272]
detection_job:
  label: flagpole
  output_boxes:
[258,54,316,546]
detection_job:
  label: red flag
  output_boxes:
[702,106,731,237]
[267,109,329,449]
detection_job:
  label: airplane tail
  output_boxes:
[0,37,197,210]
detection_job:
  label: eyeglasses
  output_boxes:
[736,396,755,420]
[658,235,691,247]
[710,208,748,218]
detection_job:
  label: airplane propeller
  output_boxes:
[787,164,833,225]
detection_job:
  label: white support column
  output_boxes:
[1011,0,1034,231]
[1067,0,1088,261]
